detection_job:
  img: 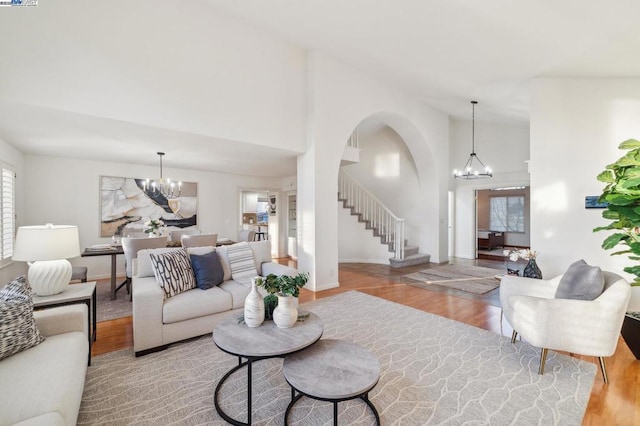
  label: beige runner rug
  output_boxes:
[404,264,501,294]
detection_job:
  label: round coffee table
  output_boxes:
[283,339,381,425]
[213,311,323,426]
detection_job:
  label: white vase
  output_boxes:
[244,278,265,327]
[273,294,298,328]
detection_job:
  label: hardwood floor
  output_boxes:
[92,258,639,425]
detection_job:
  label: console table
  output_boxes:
[477,231,504,250]
[81,246,124,300]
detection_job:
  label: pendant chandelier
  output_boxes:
[453,101,493,179]
[142,152,182,199]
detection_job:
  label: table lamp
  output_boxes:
[12,223,81,295]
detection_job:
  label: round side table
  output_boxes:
[213,311,323,426]
[283,339,381,425]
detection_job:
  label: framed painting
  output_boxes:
[100,176,198,237]
[585,195,608,209]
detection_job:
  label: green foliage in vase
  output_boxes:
[594,138,640,285]
[264,293,278,321]
[255,272,309,297]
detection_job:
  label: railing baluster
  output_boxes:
[338,169,407,259]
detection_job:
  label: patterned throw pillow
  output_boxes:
[149,249,196,298]
[226,241,258,286]
[0,276,45,361]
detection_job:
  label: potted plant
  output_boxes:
[256,272,309,328]
[594,138,640,358]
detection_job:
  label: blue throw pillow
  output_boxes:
[190,251,224,290]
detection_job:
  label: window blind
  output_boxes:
[1,167,15,263]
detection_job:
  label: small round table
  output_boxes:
[283,339,381,425]
[213,311,323,426]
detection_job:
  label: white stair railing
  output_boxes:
[338,169,405,259]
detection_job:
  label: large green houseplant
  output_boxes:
[594,138,640,289]
[594,138,640,359]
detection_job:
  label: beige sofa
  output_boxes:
[0,304,88,426]
[132,241,296,356]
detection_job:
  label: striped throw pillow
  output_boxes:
[0,276,45,361]
[149,249,196,298]
[227,241,258,286]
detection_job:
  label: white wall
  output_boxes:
[530,78,640,278]
[21,155,282,279]
[0,139,26,285]
[451,119,530,259]
[0,0,307,153]
[298,52,450,291]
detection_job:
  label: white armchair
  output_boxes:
[500,271,631,383]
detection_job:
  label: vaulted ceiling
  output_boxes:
[2,0,640,176]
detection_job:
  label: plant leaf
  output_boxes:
[620,139,640,150]
[602,233,627,250]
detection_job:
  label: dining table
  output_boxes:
[81,246,124,300]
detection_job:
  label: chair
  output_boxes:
[500,271,631,383]
[180,233,218,248]
[70,266,88,283]
[169,228,200,243]
[237,230,256,242]
[119,236,168,300]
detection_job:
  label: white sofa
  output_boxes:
[132,241,297,356]
[0,304,89,426]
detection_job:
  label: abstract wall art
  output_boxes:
[100,176,198,237]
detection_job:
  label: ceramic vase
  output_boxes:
[523,259,542,279]
[273,294,298,328]
[243,278,265,327]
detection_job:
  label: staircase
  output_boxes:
[338,170,430,268]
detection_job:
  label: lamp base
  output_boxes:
[28,259,72,296]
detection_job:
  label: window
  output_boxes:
[489,195,524,232]
[1,166,15,265]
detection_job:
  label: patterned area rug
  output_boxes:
[95,281,132,322]
[78,291,595,425]
[404,264,502,294]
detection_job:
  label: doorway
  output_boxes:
[475,186,530,260]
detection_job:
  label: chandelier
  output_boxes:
[453,101,493,179]
[142,152,182,199]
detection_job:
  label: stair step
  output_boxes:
[403,245,419,256]
[389,253,431,269]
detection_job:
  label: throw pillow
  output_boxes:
[555,259,605,300]
[0,276,45,361]
[149,249,196,298]
[249,240,272,276]
[215,246,232,281]
[226,241,258,286]
[137,247,182,278]
[190,251,225,290]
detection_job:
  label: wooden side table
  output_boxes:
[33,282,97,365]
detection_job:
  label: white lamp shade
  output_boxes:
[12,224,80,261]
[12,224,80,296]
